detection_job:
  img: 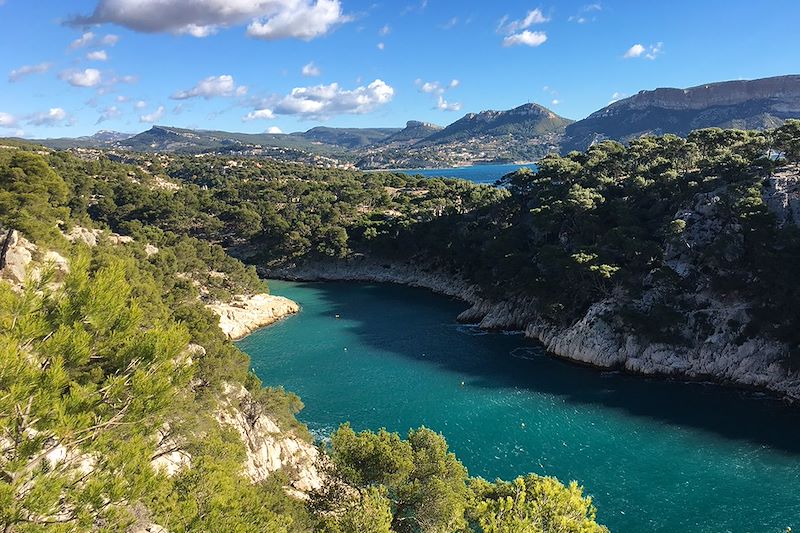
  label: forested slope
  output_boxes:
[0,145,607,530]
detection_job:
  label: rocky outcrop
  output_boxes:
[206,294,300,340]
[65,226,134,247]
[268,255,800,401]
[764,170,800,227]
[0,230,69,287]
[215,383,324,494]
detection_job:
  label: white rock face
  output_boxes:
[206,294,300,340]
[0,230,69,286]
[270,257,800,400]
[65,226,135,247]
[215,383,324,493]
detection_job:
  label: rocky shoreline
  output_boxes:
[266,257,800,402]
[207,293,300,340]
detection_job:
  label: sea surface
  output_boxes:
[238,280,800,533]
[390,163,533,184]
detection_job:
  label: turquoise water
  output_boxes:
[238,280,800,533]
[391,163,533,184]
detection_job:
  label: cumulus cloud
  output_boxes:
[242,108,275,121]
[379,24,390,36]
[246,0,349,40]
[436,96,461,112]
[140,105,165,123]
[416,79,460,96]
[101,34,120,45]
[416,78,461,111]
[624,42,663,59]
[503,30,547,47]
[75,0,349,41]
[97,105,122,123]
[9,63,53,82]
[0,112,17,128]
[134,100,147,109]
[70,32,95,49]
[302,62,321,77]
[60,68,103,88]
[497,9,548,34]
[266,126,283,134]
[376,42,385,50]
[171,74,245,99]
[252,79,393,119]
[28,108,70,126]
[87,50,108,61]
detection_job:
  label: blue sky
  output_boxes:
[1,0,799,138]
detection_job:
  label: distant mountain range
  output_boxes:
[18,74,800,168]
[562,75,800,152]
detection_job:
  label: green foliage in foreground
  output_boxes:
[313,424,607,533]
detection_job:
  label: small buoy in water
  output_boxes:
[521,422,526,428]
[344,347,348,351]
[335,314,340,319]
[460,381,465,386]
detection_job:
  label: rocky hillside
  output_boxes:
[563,75,800,151]
[379,120,443,145]
[421,103,572,145]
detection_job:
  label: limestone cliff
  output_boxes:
[563,75,800,152]
[215,382,324,495]
[268,248,800,401]
[206,293,300,340]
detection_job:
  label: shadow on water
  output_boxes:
[296,280,800,456]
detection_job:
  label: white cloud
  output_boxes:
[624,42,663,60]
[0,112,17,127]
[379,24,390,35]
[261,79,393,119]
[134,100,147,109]
[243,108,276,121]
[497,9,548,34]
[116,95,129,102]
[70,32,95,49]
[9,63,53,82]
[377,41,385,50]
[440,17,458,30]
[609,91,627,104]
[420,81,443,94]
[266,126,283,134]
[569,3,602,23]
[60,68,103,88]
[77,0,350,40]
[436,96,461,112]
[171,74,245,99]
[140,106,165,123]
[302,62,321,77]
[503,30,547,47]
[101,34,120,45]
[28,108,70,126]
[416,78,461,111]
[97,105,122,123]
[551,99,560,105]
[87,50,108,61]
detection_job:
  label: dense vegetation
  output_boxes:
[0,145,608,530]
[72,122,800,362]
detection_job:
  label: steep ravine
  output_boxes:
[266,257,800,402]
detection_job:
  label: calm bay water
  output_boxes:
[238,280,800,533]
[391,163,533,184]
